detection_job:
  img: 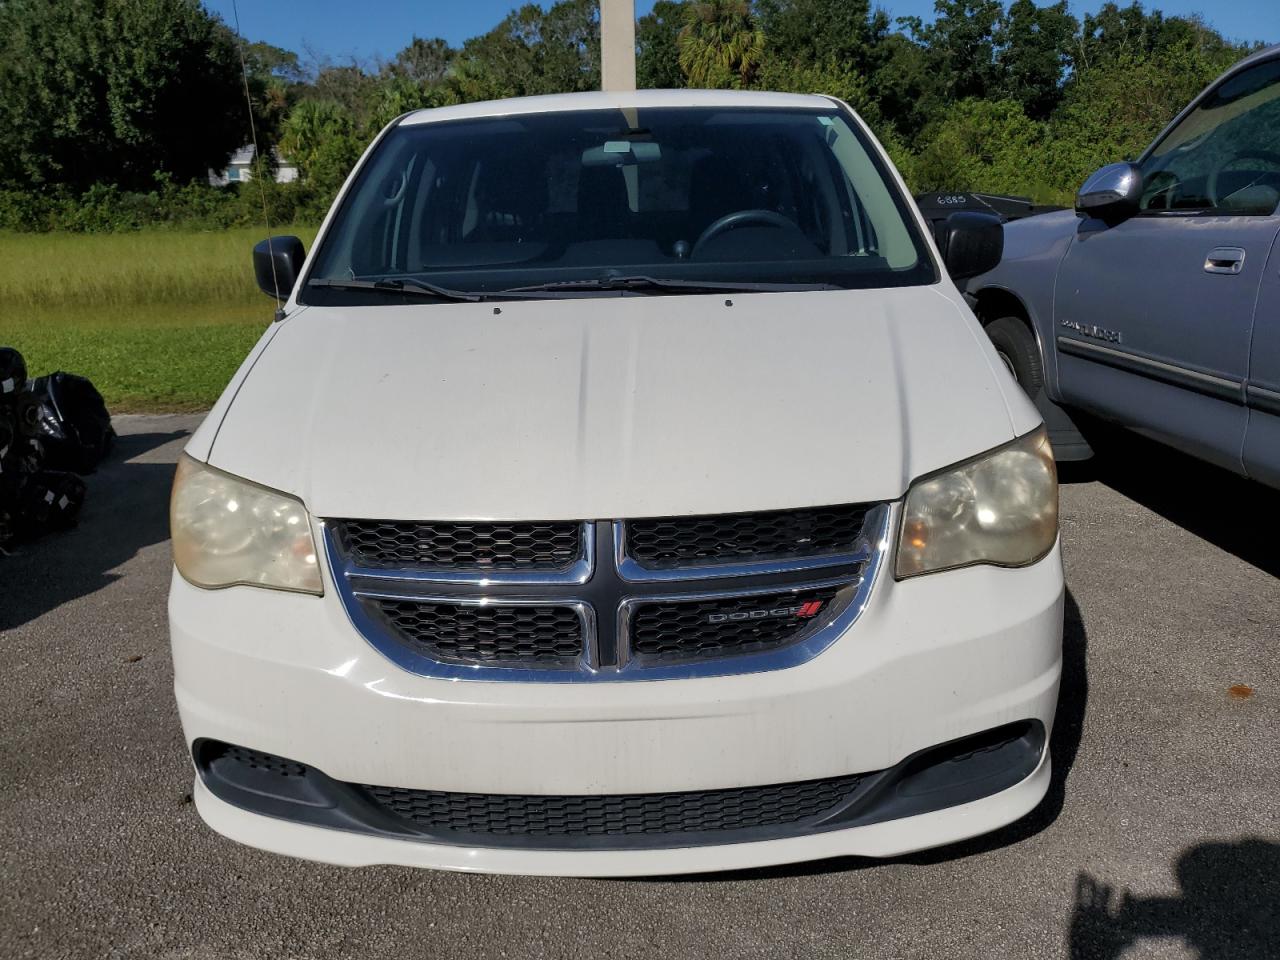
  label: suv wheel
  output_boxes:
[984,316,1044,396]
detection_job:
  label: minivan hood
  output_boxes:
[206,287,1030,520]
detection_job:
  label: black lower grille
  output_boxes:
[629,586,842,662]
[366,599,583,666]
[334,520,582,571]
[195,722,1043,851]
[363,774,865,838]
[624,504,869,569]
[221,745,306,779]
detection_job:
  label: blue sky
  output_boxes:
[203,1,1276,66]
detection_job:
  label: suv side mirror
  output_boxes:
[1076,162,1142,221]
[252,236,306,301]
[938,212,1003,282]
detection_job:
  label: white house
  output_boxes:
[209,145,298,186]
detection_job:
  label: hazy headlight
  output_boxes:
[170,455,322,594]
[897,428,1057,578]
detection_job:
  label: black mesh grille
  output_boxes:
[363,773,865,838]
[629,586,841,662]
[335,520,582,571]
[367,599,583,666]
[221,745,306,779]
[625,504,868,569]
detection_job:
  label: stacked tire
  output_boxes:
[0,346,113,550]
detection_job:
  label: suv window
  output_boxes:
[304,106,936,303]
[1139,57,1280,216]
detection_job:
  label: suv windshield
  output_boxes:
[304,105,936,303]
[1138,56,1280,214]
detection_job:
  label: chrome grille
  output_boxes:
[628,585,842,663]
[326,503,890,682]
[364,598,584,667]
[623,504,869,570]
[334,520,582,571]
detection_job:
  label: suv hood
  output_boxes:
[205,287,1032,520]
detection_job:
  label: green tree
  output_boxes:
[0,0,247,191]
[1045,39,1244,196]
[911,98,1049,197]
[868,32,940,143]
[365,76,456,132]
[756,57,881,124]
[1073,1,1167,71]
[637,1,687,89]
[529,0,602,91]
[995,0,1076,120]
[387,37,455,86]
[243,42,306,85]
[901,0,1003,102]
[239,43,306,156]
[756,0,889,76]
[451,0,600,101]
[678,0,765,89]
[308,64,379,121]
[279,99,360,194]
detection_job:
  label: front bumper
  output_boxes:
[170,542,1063,875]
[192,740,1051,876]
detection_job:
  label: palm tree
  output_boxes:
[678,0,766,89]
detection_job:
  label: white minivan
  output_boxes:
[169,90,1063,877]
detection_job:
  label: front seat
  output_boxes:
[576,164,631,241]
[688,155,754,240]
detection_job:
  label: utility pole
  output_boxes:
[600,0,637,92]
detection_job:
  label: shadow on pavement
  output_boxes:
[1059,426,1279,579]
[0,430,185,631]
[111,428,187,462]
[1069,838,1280,959]
[652,588,1088,883]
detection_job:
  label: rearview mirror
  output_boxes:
[938,212,1003,282]
[582,141,662,166]
[252,236,306,301]
[1075,162,1142,221]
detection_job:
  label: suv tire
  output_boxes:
[984,315,1043,396]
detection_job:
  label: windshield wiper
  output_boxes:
[309,274,842,302]
[308,277,483,302]
[503,276,840,295]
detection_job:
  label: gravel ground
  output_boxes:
[1,414,1276,960]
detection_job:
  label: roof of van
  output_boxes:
[399,89,837,127]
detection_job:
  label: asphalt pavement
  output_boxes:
[1,414,1277,960]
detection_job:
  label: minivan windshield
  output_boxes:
[303,105,936,303]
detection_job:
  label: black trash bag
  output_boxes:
[0,346,25,400]
[0,407,16,547]
[0,434,43,477]
[17,372,114,474]
[0,406,38,476]
[0,406,14,462]
[11,470,86,534]
[0,422,47,548]
[0,497,15,547]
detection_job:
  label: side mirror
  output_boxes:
[1075,162,1142,221]
[938,212,1003,282]
[252,236,306,301]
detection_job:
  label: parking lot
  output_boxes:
[1,413,1276,960]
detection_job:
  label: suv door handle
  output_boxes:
[1205,247,1246,274]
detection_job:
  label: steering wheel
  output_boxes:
[1207,149,1280,206]
[692,209,799,257]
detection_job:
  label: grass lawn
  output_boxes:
[0,226,317,412]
